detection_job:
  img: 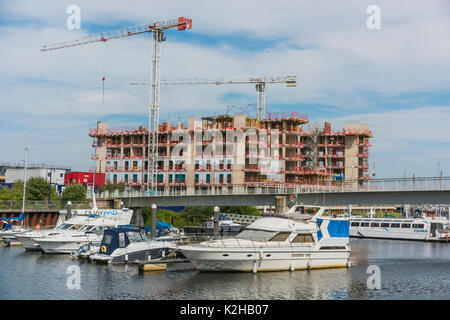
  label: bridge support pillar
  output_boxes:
[275,196,287,214]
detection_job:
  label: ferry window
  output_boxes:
[269,232,291,242]
[361,222,370,227]
[413,224,424,229]
[391,223,400,228]
[401,224,411,228]
[350,222,360,227]
[292,234,314,243]
[370,223,380,227]
[381,223,390,228]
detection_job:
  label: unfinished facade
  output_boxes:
[89,112,372,193]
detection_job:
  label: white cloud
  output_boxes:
[1,0,449,175]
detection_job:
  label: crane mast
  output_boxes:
[131,75,297,121]
[41,17,192,193]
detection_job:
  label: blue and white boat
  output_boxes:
[0,213,28,245]
[349,216,450,241]
[179,205,351,272]
[90,223,184,263]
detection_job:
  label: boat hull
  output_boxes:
[92,247,171,264]
[180,247,350,272]
[37,239,100,254]
[15,235,42,251]
[350,229,427,241]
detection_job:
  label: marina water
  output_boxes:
[0,238,449,300]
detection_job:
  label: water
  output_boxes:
[0,239,449,300]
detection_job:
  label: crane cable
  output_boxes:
[101,40,108,106]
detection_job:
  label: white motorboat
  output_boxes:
[32,208,134,254]
[15,213,95,251]
[179,205,351,272]
[201,214,244,233]
[89,226,183,263]
[349,216,450,241]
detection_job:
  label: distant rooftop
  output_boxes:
[0,162,71,170]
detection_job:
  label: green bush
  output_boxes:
[100,183,125,193]
[141,206,261,228]
[62,184,87,203]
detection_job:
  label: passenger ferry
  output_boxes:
[349,216,450,242]
[179,205,351,272]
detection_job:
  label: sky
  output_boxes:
[0,0,449,178]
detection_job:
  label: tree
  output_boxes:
[0,184,22,201]
[220,206,261,216]
[100,183,125,193]
[62,184,87,203]
[26,177,52,201]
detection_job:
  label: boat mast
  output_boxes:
[21,148,28,227]
[92,139,98,210]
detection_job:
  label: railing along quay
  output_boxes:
[92,176,450,199]
[0,200,88,210]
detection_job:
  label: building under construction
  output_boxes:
[90,111,372,193]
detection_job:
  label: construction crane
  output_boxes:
[131,75,297,121]
[41,17,193,193]
[226,103,257,116]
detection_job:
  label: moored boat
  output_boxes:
[349,216,450,242]
[179,205,351,272]
[32,208,134,254]
[90,226,183,263]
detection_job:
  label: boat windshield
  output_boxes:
[126,231,145,243]
[236,229,277,241]
[70,224,87,231]
[55,224,74,230]
[78,225,91,232]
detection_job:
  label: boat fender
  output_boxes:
[306,260,311,270]
[259,250,264,259]
[290,261,295,272]
[252,261,258,273]
[125,254,128,262]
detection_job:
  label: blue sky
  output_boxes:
[0,0,449,178]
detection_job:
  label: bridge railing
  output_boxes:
[221,213,261,225]
[0,200,88,210]
[90,176,450,198]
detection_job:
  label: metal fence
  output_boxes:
[182,234,317,248]
[91,176,450,199]
[0,200,87,210]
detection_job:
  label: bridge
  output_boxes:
[93,177,450,218]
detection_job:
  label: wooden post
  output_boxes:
[213,206,220,239]
[151,204,157,240]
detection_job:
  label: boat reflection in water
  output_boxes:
[179,205,351,272]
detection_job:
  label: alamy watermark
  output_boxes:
[66,5,81,30]
[366,265,381,289]
[66,265,81,290]
[366,5,381,30]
